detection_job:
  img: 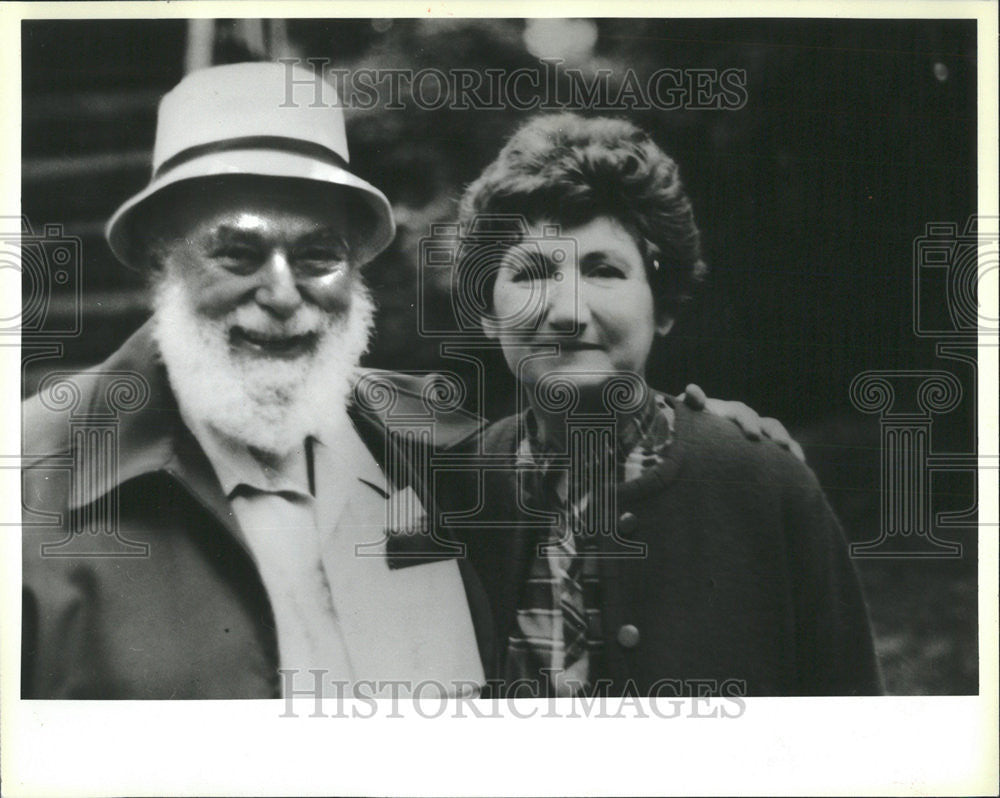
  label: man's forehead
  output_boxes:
[157,181,352,237]
[205,211,346,238]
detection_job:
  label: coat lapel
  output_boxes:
[58,322,245,544]
[469,419,539,655]
[349,382,471,568]
[163,423,246,543]
[490,487,537,653]
[312,436,486,693]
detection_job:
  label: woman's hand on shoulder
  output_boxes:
[680,383,806,463]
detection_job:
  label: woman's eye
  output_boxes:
[587,263,625,279]
[509,267,541,283]
[506,252,552,283]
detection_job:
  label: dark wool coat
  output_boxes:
[440,400,883,696]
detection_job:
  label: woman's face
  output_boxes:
[483,215,673,395]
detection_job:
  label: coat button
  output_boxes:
[617,624,641,649]
[618,512,638,535]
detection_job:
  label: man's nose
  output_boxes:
[255,251,302,318]
[544,271,587,331]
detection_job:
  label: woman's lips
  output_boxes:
[526,341,603,353]
[558,342,602,351]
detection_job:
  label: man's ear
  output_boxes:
[655,314,675,336]
[141,238,169,275]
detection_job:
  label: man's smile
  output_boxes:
[229,326,320,358]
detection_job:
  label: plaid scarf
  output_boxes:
[505,389,674,696]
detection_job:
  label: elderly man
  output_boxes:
[21,63,497,699]
[22,62,794,700]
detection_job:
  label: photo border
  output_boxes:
[1,2,996,796]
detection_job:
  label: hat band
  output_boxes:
[154,135,350,180]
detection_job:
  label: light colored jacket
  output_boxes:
[21,322,494,698]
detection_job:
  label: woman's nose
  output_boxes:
[255,251,302,318]
[544,270,588,331]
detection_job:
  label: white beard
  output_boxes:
[151,273,375,456]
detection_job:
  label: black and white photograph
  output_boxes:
[2,3,997,796]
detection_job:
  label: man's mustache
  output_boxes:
[224,303,332,338]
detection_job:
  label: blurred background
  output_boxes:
[19,17,979,694]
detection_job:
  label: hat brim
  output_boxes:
[105,149,396,269]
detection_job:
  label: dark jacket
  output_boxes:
[442,400,883,696]
[21,322,494,699]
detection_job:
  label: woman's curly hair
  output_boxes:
[457,113,707,318]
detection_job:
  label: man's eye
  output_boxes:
[214,246,257,260]
[296,247,346,262]
[212,247,261,273]
[293,248,348,275]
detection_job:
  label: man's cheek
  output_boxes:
[192,278,256,320]
[303,272,358,315]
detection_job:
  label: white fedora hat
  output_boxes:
[106,61,395,268]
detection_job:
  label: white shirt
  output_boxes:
[185,411,485,698]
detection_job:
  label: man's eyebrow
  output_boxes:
[294,228,350,248]
[209,225,266,246]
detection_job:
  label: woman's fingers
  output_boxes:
[681,382,707,410]
[684,384,762,439]
[704,397,763,440]
[760,417,807,462]
[684,384,805,460]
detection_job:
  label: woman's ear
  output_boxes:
[655,314,675,336]
[480,314,500,340]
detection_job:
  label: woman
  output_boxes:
[452,113,882,697]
